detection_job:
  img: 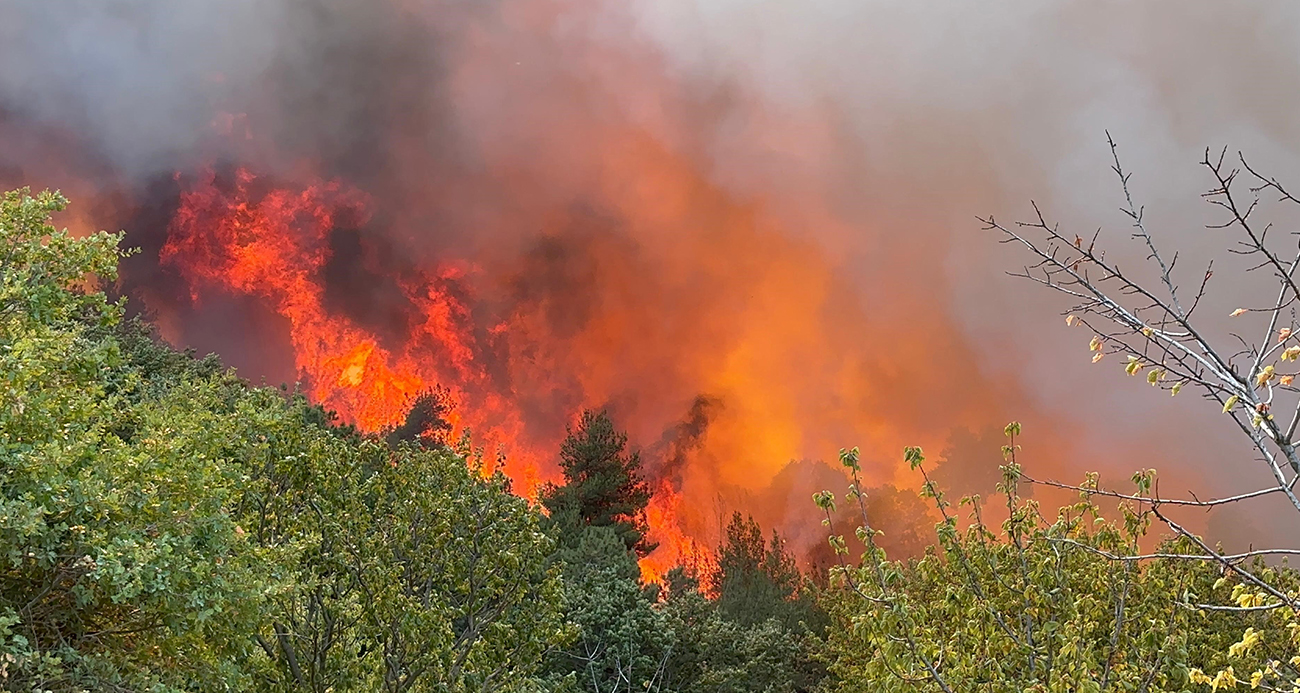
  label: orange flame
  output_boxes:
[638,481,705,585]
[162,166,545,493]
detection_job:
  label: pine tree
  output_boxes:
[541,409,657,557]
[714,513,825,635]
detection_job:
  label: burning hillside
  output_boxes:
[144,136,982,579]
[9,0,1269,577]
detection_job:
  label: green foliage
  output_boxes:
[0,188,567,691]
[255,437,564,692]
[1,188,264,690]
[541,410,655,558]
[714,512,824,636]
[541,524,826,693]
[660,568,824,693]
[542,456,826,692]
[543,526,670,692]
[817,426,1300,692]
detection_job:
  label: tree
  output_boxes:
[654,527,827,693]
[0,188,269,691]
[225,402,568,693]
[981,136,1300,689]
[541,410,655,557]
[713,513,823,635]
[659,568,818,693]
[539,428,828,692]
[541,525,671,693]
[815,431,1299,692]
[383,388,454,449]
[0,187,569,692]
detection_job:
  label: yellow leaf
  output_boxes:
[1092,353,1104,363]
[1284,346,1300,361]
[1089,336,1102,351]
[1224,395,1240,413]
[1065,315,1076,326]
[1172,381,1185,396]
[1211,666,1238,691]
[1231,308,1248,317]
[1257,365,1276,387]
[1282,375,1296,387]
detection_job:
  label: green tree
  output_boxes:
[542,525,670,693]
[541,410,655,557]
[815,430,1299,692]
[0,188,569,692]
[713,513,823,634]
[659,567,823,693]
[0,188,270,690]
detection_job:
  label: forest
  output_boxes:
[7,136,1300,692]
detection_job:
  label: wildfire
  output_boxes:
[160,164,706,579]
[162,166,544,492]
[638,482,706,585]
[0,0,1218,590]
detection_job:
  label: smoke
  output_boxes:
[4,0,1300,556]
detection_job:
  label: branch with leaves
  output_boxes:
[984,136,1300,691]
[817,424,1300,691]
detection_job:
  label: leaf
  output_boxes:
[1256,365,1276,387]
[1171,380,1186,396]
[1089,336,1102,352]
[839,447,861,472]
[904,446,925,469]
[1231,308,1248,317]
[1223,395,1240,413]
[1280,327,1292,343]
[1092,353,1105,363]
